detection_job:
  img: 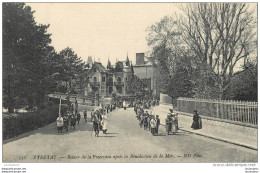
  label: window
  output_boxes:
[126,77,128,81]
[117,77,121,83]
[94,77,97,83]
[102,77,106,82]
[117,86,122,93]
[93,68,96,72]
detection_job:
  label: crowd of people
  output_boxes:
[56,98,202,136]
[134,102,160,136]
[56,102,82,133]
[56,99,118,137]
[165,109,179,135]
[133,101,182,135]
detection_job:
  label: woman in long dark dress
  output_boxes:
[191,110,200,129]
[92,113,100,137]
[71,114,76,130]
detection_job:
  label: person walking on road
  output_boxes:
[155,115,160,134]
[147,115,151,131]
[172,114,178,134]
[76,112,81,125]
[84,109,87,123]
[110,104,113,112]
[144,114,148,130]
[92,112,100,137]
[56,114,64,133]
[175,113,179,130]
[101,113,108,134]
[166,114,172,135]
[71,114,76,130]
[123,100,126,110]
[63,114,69,132]
[150,116,156,136]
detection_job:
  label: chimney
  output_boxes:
[136,53,144,65]
[87,56,93,68]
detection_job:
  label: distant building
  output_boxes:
[85,56,133,98]
[133,53,159,98]
[84,53,159,101]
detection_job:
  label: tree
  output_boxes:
[127,75,144,95]
[3,3,55,112]
[58,47,87,95]
[146,16,183,93]
[178,3,257,99]
[166,53,195,99]
[223,60,257,101]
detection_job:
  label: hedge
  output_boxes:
[3,102,69,140]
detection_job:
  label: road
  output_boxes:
[3,105,257,163]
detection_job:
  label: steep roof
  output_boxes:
[94,62,107,72]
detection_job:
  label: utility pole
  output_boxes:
[59,95,61,115]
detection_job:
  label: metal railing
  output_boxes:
[176,97,258,125]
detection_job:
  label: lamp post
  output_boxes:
[59,95,61,115]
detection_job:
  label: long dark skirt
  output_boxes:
[191,120,199,129]
[151,128,156,136]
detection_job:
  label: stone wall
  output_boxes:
[153,94,257,149]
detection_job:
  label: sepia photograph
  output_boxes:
[1,1,258,172]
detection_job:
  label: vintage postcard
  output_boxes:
[2,1,258,172]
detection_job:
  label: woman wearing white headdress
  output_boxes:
[101,113,108,134]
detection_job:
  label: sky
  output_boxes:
[27,3,183,66]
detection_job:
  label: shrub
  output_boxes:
[3,102,69,140]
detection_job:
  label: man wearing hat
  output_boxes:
[155,115,160,134]
[165,114,172,135]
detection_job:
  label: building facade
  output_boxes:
[133,53,159,99]
[85,58,133,98]
[85,53,159,100]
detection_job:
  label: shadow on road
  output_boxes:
[154,134,166,136]
[97,136,116,138]
[106,133,119,135]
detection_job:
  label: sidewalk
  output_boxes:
[148,104,257,150]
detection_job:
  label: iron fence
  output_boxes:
[176,97,258,125]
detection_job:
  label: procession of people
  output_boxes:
[134,101,161,136]
[56,97,202,137]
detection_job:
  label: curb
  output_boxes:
[179,128,258,151]
[159,124,257,150]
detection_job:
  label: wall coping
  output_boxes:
[175,111,258,129]
[158,103,257,129]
